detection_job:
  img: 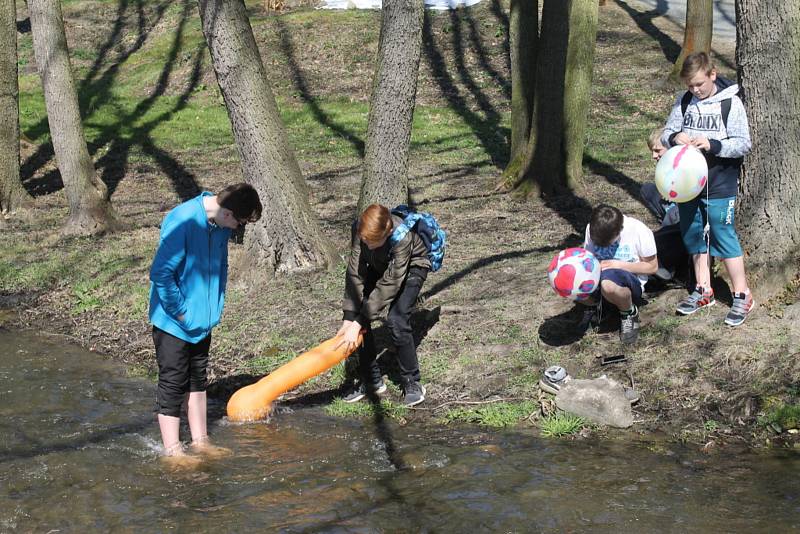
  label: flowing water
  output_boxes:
[1,328,798,532]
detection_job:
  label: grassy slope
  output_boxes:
[3,0,798,441]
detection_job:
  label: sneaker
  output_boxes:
[619,306,640,345]
[342,380,387,403]
[725,292,755,327]
[577,305,599,333]
[676,286,715,315]
[539,365,571,395]
[402,382,426,407]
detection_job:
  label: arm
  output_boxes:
[361,236,413,321]
[149,217,188,319]
[662,94,687,148]
[708,97,752,158]
[342,221,367,324]
[600,255,658,275]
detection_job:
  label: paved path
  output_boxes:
[628,0,736,43]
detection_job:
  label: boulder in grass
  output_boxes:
[555,376,633,428]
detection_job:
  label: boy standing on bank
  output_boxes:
[149,183,261,459]
[661,52,754,326]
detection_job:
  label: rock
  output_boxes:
[555,377,633,428]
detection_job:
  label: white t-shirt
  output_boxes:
[583,215,657,289]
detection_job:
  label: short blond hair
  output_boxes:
[647,128,664,150]
[680,52,716,81]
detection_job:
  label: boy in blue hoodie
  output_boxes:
[661,52,754,326]
[149,183,261,460]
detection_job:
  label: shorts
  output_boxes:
[153,327,211,417]
[598,268,643,307]
[678,196,743,258]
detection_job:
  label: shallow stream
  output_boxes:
[1,329,798,532]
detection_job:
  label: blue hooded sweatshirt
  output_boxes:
[149,192,231,343]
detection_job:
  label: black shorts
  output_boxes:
[153,327,211,417]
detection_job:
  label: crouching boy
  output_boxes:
[583,204,658,345]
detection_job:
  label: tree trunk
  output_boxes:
[358,0,424,213]
[668,0,713,84]
[0,0,31,214]
[28,0,117,234]
[516,0,597,196]
[735,0,800,295]
[198,0,334,273]
[504,0,538,180]
[562,0,598,188]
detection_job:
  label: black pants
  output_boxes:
[153,327,211,417]
[358,266,428,387]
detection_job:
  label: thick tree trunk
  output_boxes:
[504,0,538,180]
[28,0,117,234]
[198,0,333,273]
[358,0,424,213]
[735,0,800,295]
[562,0,598,188]
[668,0,713,83]
[517,0,596,196]
[0,0,31,214]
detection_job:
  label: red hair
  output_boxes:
[359,204,393,243]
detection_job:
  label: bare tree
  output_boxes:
[198,0,333,273]
[513,0,599,195]
[357,0,424,213]
[504,0,538,180]
[735,0,800,295]
[28,0,117,234]
[668,0,713,84]
[0,0,32,213]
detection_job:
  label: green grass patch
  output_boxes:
[325,398,409,419]
[759,403,800,432]
[243,347,298,376]
[539,411,586,437]
[443,401,536,428]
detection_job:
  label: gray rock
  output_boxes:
[555,377,633,428]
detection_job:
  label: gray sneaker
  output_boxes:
[342,380,387,403]
[403,382,426,407]
[676,287,715,315]
[619,306,640,345]
[724,292,755,326]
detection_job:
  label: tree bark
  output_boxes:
[504,0,538,180]
[0,0,31,214]
[28,0,117,234]
[735,0,800,295]
[358,0,424,213]
[198,0,334,273]
[668,0,713,84]
[516,0,597,196]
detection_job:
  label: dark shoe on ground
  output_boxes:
[577,305,600,333]
[403,381,426,407]
[342,380,387,403]
[725,292,755,327]
[653,267,674,282]
[619,306,640,345]
[676,286,715,315]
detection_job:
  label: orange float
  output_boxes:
[226,335,361,422]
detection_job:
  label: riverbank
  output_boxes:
[3,0,798,447]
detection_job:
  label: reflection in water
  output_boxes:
[1,329,798,531]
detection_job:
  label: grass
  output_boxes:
[759,403,800,432]
[326,398,409,419]
[443,401,537,428]
[539,412,586,437]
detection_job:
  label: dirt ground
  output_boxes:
[4,0,799,447]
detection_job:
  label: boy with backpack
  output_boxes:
[660,52,754,326]
[336,203,445,407]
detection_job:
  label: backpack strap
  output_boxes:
[720,98,731,130]
[680,91,693,116]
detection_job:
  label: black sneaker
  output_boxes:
[402,382,426,407]
[619,306,640,345]
[342,380,387,403]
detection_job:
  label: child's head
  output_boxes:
[680,52,718,100]
[217,183,262,227]
[647,128,666,161]
[589,204,624,247]
[359,204,393,250]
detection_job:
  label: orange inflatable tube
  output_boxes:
[226,335,361,422]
